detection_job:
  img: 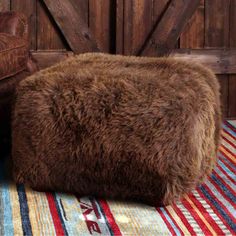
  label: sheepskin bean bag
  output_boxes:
[12,53,221,206]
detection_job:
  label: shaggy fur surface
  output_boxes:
[12,53,221,206]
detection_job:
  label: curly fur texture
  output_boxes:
[12,53,221,206]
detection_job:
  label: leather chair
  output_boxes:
[0,11,37,157]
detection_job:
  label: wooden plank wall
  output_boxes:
[180,0,236,118]
[180,0,231,116]
[229,1,236,117]
[116,0,236,119]
[1,0,113,52]
[0,0,235,118]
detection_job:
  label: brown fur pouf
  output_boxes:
[12,53,221,206]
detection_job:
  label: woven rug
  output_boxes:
[0,121,235,235]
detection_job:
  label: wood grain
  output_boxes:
[31,48,236,76]
[37,0,65,50]
[116,0,170,55]
[128,0,153,55]
[31,50,74,69]
[70,0,89,24]
[123,0,133,55]
[205,0,230,117]
[152,0,170,22]
[116,0,124,54]
[89,0,111,52]
[140,0,200,56]
[171,49,236,74]
[11,0,37,49]
[229,0,236,118]
[0,0,10,11]
[42,0,100,53]
[180,0,204,48]
[116,0,169,54]
[205,0,230,48]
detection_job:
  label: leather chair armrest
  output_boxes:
[0,11,28,40]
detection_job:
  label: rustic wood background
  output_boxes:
[0,0,235,118]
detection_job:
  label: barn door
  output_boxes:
[116,0,200,56]
[41,0,200,57]
[41,0,116,54]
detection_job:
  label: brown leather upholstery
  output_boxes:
[0,12,28,40]
[0,12,29,81]
[0,33,29,80]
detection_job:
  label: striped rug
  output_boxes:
[0,121,235,235]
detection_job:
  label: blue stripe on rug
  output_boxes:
[226,121,236,130]
[223,124,236,137]
[159,207,182,236]
[200,186,236,232]
[0,188,4,236]
[218,153,236,172]
[2,183,14,236]
[218,160,236,179]
[53,193,68,236]
[211,174,236,203]
[214,166,236,190]
[17,184,33,236]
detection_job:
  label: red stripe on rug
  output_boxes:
[188,193,224,235]
[172,203,196,236]
[212,170,236,196]
[223,128,236,141]
[156,208,176,235]
[222,135,236,149]
[181,195,213,235]
[46,193,65,236]
[165,207,184,236]
[207,175,236,212]
[208,178,234,210]
[202,184,236,225]
[98,200,122,236]
[219,153,236,174]
[216,163,236,184]
[221,144,235,159]
[197,189,235,235]
[225,121,236,133]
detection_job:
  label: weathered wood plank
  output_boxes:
[171,49,236,74]
[89,0,111,52]
[116,0,169,55]
[11,0,37,49]
[218,75,229,118]
[0,0,10,11]
[228,76,236,118]
[123,0,133,55]
[139,0,200,56]
[180,0,204,48]
[205,0,230,48]
[42,0,100,53]
[229,0,236,118]
[69,0,89,24]
[152,0,170,22]
[37,0,65,50]
[205,0,230,117]
[32,49,236,75]
[116,0,124,54]
[152,0,176,50]
[128,0,153,55]
[31,50,74,69]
